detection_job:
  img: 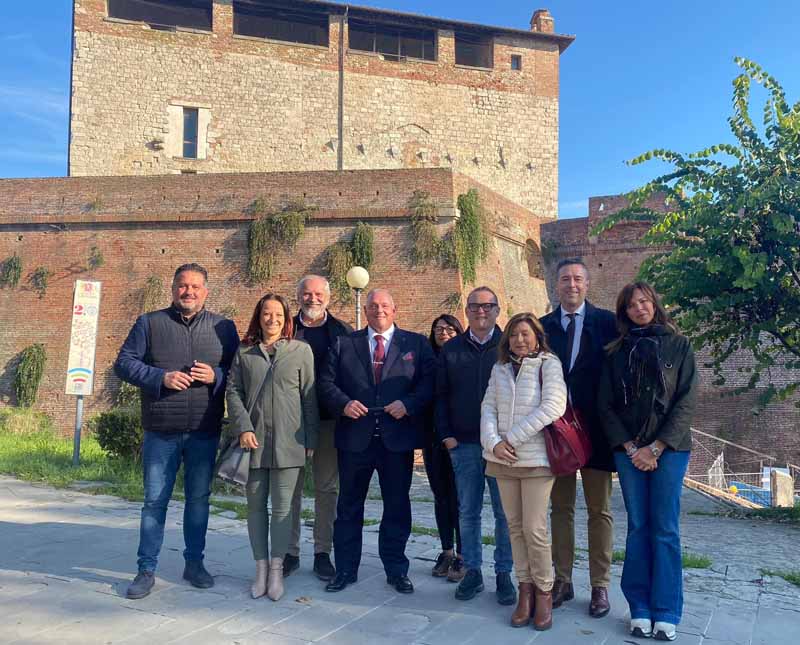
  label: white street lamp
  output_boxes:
[346,266,370,329]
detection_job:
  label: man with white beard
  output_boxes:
[285,275,353,581]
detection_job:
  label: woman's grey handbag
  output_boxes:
[215,438,250,486]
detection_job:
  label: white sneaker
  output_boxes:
[653,621,677,641]
[630,618,653,638]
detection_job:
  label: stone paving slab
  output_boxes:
[1,475,799,644]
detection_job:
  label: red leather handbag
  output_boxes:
[539,365,593,476]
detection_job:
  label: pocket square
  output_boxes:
[402,352,415,361]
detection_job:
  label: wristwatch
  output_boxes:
[648,442,662,458]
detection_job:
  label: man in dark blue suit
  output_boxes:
[319,288,436,594]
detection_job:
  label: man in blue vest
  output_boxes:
[115,263,239,600]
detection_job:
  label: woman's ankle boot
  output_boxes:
[511,582,534,627]
[533,584,553,631]
[267,557,285,601]
[251,559,268,599]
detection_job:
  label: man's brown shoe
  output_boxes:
[533,585,553,631]
[511,582,534,628]
[589,586,610,618]
[551,579,574,608]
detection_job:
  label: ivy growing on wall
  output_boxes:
[409,190,443,266]
[29,267,53,299]
[87,246,105,270]
[0,254,22,288]
[324,222,376,302]
[407,189,490,284]
[14,344,47,408]
[454,189,491,285]
[351,221,374,270]
[141,275,164,313]
[247,199,315,283]
[325,240,354,302]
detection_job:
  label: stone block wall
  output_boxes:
[69,0,567,220]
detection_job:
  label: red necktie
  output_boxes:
[373,334,385,384]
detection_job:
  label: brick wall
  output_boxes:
[541,198,800,466]
[69,0,566,217]
[0,168,546,429]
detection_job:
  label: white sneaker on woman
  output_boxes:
[653,621,677,641]
[630,618,653,638]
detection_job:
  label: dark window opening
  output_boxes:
[348,19,436,61]
[511,55,522,71]
[183,107,198,159]
[455,32,493,68]
[233,1,329,47]
[181,169,198,174]
[107,0,213,31]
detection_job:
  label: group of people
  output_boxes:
[115,258,697,642]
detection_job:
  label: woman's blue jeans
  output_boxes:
[137,430,220,573]
[614,449,690,625]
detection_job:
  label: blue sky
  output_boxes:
[0,1,798,218]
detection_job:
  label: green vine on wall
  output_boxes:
[29,267,52,299]
[88,246,105,271]
[141,275,164,313]
[409,190,442,266]
[325,240,354,302]
[14,344,46,408]
[351,221,374,270]
[454,189,491,285]
[247,199,314,283]
[0,254,22,288]
[324,222,376,302]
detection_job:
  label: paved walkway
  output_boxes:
[1,474,799,644]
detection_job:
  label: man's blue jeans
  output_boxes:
[137,430,219,573]
[614,449,690,625]
[448,442,513,574]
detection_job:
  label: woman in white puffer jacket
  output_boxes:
[481,313,567,631]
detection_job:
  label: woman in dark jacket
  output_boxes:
[425,314,465,581]
[226,294,319,602]
[598,282,697,642]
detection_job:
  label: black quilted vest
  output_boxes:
[142,307,234,434]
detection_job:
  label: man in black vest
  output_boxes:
[540,258,617,618]
[319,288,435,594]
[115,263,239,600]
[285,275,352,581]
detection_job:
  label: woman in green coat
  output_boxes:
[226,293,319,601]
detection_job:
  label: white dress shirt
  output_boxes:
[560,301,586,371]
[469,328,494,346]
[368,324,396,361]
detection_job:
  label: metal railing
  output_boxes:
[687,427,798,507]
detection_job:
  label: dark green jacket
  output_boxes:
[226,339,319,469]
[598,332,697,451]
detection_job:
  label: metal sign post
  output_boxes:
[65,280,102,466]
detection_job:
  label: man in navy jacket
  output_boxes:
[114,263,239,600]
[319,288,435,594]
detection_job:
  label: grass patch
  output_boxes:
[0,422,146,502]
[411,525,439,538]
[760,568,800,587]
[209,498,248,520]
[682,552,713,569]
[746,505,800,524]
[611,549,712,569]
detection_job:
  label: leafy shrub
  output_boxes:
[14,344,47,407]
[95,407,144,459]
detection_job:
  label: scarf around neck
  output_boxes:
[622,324,672,440]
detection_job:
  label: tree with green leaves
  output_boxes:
[593,58,800,408]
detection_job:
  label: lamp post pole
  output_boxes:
[345,266,370,329]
